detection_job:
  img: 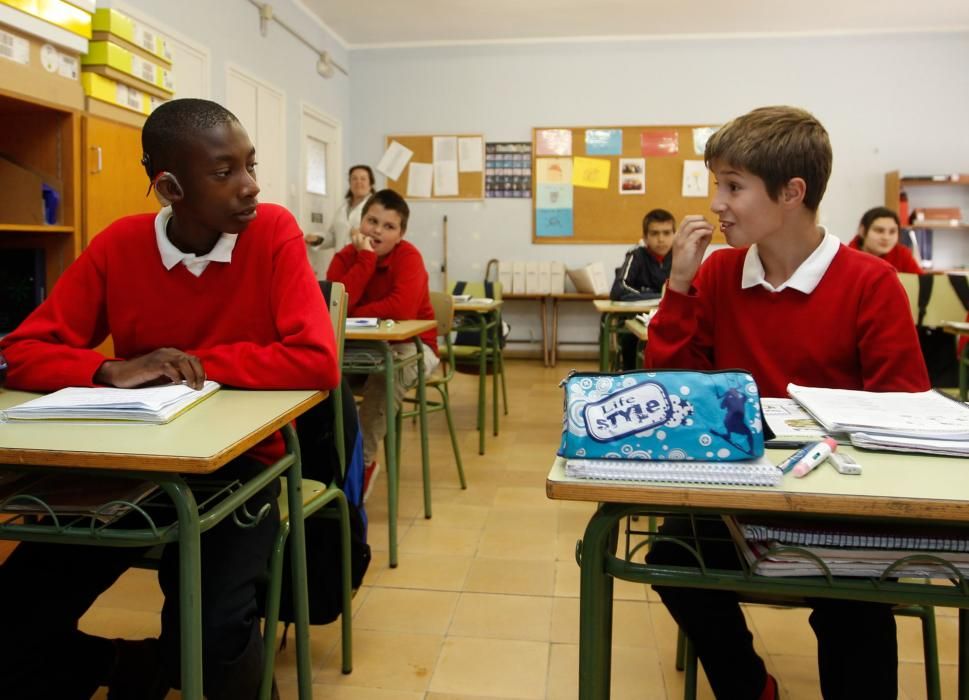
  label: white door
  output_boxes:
[300,104,342,272]
[225,66,286,205]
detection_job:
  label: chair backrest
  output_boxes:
[897,272,919,324]
[449,280,503,302]
[900,272,969,328]
[429,290,455,337]
[327,281,348,364]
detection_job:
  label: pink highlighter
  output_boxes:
[791,438,838,478]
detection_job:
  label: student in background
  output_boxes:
[326,189,437,501]
[0,99,338,699]
[305,164,376,279]
[645,106,928,699]
[610,208,674,369]
[850,205,922,273]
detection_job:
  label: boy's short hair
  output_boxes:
[704,106,832,212]
[859,206,900,233]
[362,189,410,232]
[642,208,675,236]
[141,99,240,179]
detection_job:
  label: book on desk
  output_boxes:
[0,381,220,424]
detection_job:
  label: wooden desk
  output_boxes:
[454,300,505,455]
[592,298,661,371]
[344,319,435,568]
[547,449,969,699]
[503,293,551,365]
[0,388,324,700]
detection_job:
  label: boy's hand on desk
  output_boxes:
[668,215,715,294]
[95,348,206,390]
[351,229,374,253]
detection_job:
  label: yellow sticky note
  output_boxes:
[572,157,611,189]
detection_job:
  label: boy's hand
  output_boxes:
[668,215,715,294]
[351,229,374,253]
[95,348,206,390]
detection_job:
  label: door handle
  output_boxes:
[90,146,103,174]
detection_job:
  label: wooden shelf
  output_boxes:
[0,224,74,234]
[904,223,969,231]
[900,176,969,187]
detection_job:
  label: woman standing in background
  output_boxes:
[305,164,376,278]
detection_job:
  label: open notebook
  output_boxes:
[0,381,220,424]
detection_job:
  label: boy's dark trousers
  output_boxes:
[0,456,279,700]
[647,516,898,700]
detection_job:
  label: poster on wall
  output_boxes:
[485,142,532,198]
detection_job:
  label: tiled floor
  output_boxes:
[66,359,958,698]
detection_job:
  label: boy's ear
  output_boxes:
[781,177,807,207]
[155,173,184,203]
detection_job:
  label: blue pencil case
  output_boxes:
[559,370,765,461]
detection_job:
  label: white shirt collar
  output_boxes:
[741,227,839,294]
[154,206,238,277]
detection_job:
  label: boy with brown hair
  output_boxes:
[645,106,928,698]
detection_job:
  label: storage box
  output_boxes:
[0,22,83,108]
[82,71,151,115]
[91,8,170,66]
[525,262,540,294]
[567,262,610,295]
[550,261,566,294]
[82,40,174,96]
[914,207,963,225]
[498,260,513,294]
[0,0,92,38]
[512,261,525,294]
[538,261,551,294]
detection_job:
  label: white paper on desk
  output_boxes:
[433,160,459,197]
[406,162,433,198]
[346,317,379,328]
[458,136,483,172]
[376,140,413,180]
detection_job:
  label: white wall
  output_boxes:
[349,32,969,351]
[121,0,350,216]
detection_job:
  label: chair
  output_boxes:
[260,281,354,698]
[674,599,940,700]
[396,291,468,500]
[450,281,509,454]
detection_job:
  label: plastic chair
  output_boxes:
[674,600,940,700]
[396,291,467,496]
[260,282,354,698]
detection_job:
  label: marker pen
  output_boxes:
[792,437,838,478]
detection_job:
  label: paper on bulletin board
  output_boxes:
[433,161,459,196]
[536,208,574,237]
[682,160,709,197]
[640,130,679,157]
[377,140,414,180]
[572,157,611,189]
[585,129,622,156]
[536,129,572,156]
[458,137,483,172]
[692,127,719,156]
[619,158,645,195]
[406,162,433,198]
[535,157,572,184]
[537,184,573,209]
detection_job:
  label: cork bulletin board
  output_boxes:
[531,124,724,244]
[384,133,484,201]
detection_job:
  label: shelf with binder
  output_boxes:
[886,170,969,270]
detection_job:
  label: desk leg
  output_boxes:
[416,339,431,519]
[382,345,400,568]
[961,608,969,700]
[540,297,550,367]
[477,319,487,455]
[492,314,500,436]
[599,313,611,372]
[283,428,313,699]
[578,505,618,700]
[164,480,204,700]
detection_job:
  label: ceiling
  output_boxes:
[302,0,969,48]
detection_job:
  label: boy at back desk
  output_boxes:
[645,105,928,699]
[0,98,338,700]
[326,189,438,501]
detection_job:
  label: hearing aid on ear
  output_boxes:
[145,171,183,198]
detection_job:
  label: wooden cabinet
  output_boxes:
[0,88,81,296]
[83,115,156,244]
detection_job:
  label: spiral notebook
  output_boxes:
[564,457,781,487]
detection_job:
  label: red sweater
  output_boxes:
[849,237,922,274]
[645,245,929,397]
[327,240,437,352]
[1,203,339,463]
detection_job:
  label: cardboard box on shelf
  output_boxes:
[0,0,92,38]
[84,95,144,128]
[567,262,610,296]
[91,8,170,66]
[81,71,150,115]
[914,207,963,225]
[0,22,83,109]
[0,155,62,226]
[512,261,526,294]
[497,260,514,294]
[82,40,174,97]
[550,261,566,294]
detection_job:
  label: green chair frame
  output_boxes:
[260,282,354,699]
[396,291,468,500]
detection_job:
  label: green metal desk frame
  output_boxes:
[576,502,969,700]
[0,423,314,700]
[454,306,507,455]
[342,339,428,568]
